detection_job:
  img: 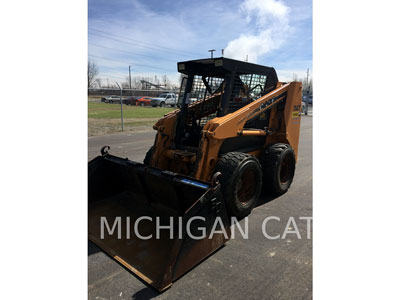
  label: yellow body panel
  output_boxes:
[149,81,302,182]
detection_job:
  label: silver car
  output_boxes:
[105,95,123,104]
[150,93,177,107]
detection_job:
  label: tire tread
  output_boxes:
[260,143,295,195]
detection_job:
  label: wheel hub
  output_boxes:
[237,168,257,205]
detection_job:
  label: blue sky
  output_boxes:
[88,0,312,85]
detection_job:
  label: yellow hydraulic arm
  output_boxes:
[194,81,302,181]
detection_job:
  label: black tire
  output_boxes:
[143,146,154,165]
[140,102,145,107]
[109,100,113,104]
[160,102,165,108]
[214,152,262,219]
[260,143,296,195]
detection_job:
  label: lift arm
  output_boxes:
[194,81,302,181]
[203,82,298,139]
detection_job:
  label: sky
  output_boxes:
[88,0,312,85]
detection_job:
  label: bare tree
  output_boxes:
[88,60,99,88]
[302,77,313,95]
[121,76,131,89]
[95,78,102,88]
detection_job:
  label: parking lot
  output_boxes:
[88,115,312,300]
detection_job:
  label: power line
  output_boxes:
[89,32,196,58]
[89,27,203,57]
[89,43,176,62]
[97,73,126,80]
[88,54,175,72]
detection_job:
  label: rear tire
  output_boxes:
[140,102,145,107]
[214,152,262,219]
[109,100,113,104]
[260,143,296,195]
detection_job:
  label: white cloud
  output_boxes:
[224,0,290,62]
[88,0,312,84]
[241,0,289,24]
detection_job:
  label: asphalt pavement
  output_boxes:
[88,116,312,300]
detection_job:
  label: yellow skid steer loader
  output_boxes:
[89,57,302,291]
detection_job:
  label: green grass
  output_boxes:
[88,102,174,119]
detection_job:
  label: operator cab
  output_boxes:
[175,57,279,151]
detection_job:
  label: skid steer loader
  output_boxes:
[89,57,302,291]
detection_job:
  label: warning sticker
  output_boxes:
[292,111,300,118]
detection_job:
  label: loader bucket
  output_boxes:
[88,151,231,291]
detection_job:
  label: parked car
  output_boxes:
[136,96,152,106]
[124,96,140,106]
[101,97,107,103]
[150,93,177,107]
[176,97,199,108]
[188,97,200,104]
[104,95,123,104]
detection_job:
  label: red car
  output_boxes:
[136,96,152,106]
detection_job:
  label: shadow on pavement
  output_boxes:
[256,190,281,208]
[131,287,159,300]
[88,240,102,256]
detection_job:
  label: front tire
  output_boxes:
[260,143,296,195]
[214,152,262,219]
[140,102,145,107]
[160,102,165,108]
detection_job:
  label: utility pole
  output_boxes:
[221,49,224,56]
[129,66,132,96]
[306,68,310,94]
[245,55,248,62]
[115,82,124,132]
[208,49,216,59]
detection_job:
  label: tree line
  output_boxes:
[88,60,178,90]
